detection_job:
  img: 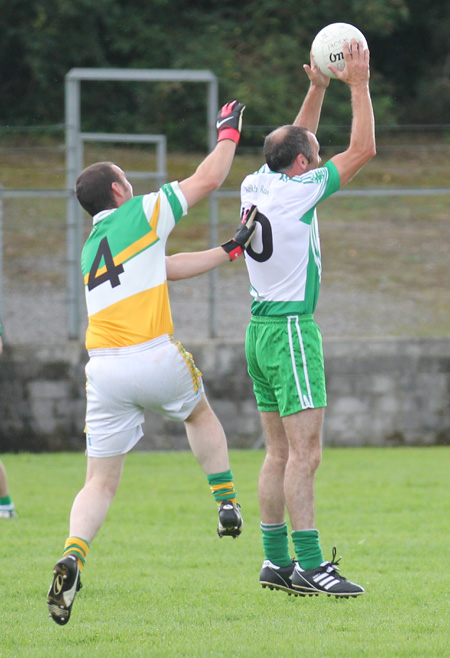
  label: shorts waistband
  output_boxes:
[250,314,315,324]
[88,334,171,358]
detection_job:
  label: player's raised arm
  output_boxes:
[293,54,330,133]
[179,101,245,208]
[329,39,376,186]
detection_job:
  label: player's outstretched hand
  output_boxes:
[216,100,246,145]
[329,39,370,87]
[221,205,257,261]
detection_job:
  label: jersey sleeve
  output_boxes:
[321,161,341,200]
[142,181,188,242]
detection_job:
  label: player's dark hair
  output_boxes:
[76,161,123,217]
[264,125,314,173]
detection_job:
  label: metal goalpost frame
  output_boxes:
[65,68,219,339]
[80,132,168,190]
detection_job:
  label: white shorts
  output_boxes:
[85,335,204,457]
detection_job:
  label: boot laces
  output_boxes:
[321,547,342,575]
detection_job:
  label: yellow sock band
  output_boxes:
[63,536,90,571]
[209,482,237,505]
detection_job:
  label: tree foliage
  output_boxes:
[1,0,449,148]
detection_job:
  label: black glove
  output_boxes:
[216,100,245,144]
[221,205,257,261]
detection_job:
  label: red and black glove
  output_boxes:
[216,100,245,144]
[221,205,257,261]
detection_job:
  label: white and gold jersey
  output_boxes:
[81,182,187,350]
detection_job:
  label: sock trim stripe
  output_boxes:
[214,492,237,502]
[72,536,90,548]
[261,521,287,531]
[210,483,235,493]
[64,544,87,558]
[210,483,236,502]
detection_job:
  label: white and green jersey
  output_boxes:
[240,161,340,316]
[81,182,187,350]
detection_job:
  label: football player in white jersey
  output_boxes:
[48,101,255,626]
[242,41,376,597]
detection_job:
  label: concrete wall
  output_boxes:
[0,338,449,452]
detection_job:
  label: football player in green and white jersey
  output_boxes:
[241,40,376,598]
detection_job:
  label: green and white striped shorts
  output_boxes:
[245,314,327,416]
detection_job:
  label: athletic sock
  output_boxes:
[207,470,237,506]
[63,536,90,571]
[261,521,292,567]
[0,495,14,509]
[292,529,323,570]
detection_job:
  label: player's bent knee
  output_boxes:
[184,394,211,423]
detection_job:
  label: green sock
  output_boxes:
[207,470,237,506]
[261,521,292,567]
[291,529,323,570]
[0,495,13,507]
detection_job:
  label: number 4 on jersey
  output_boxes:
[87,236,124,291]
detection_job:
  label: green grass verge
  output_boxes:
[1,448,449,657]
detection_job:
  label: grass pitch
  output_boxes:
[1,447,449,657]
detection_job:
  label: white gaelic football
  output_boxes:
[311,23,368,78]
